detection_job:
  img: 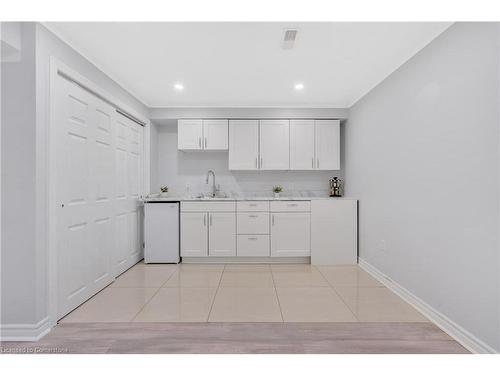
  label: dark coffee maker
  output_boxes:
[329,177,343,197]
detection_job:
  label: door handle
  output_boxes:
[260,157,263,168]
[198,137,202,148]
[248,237,258,241]
[255,157,258,168]
[209,214,213,226]
[272,215,275,226]
[248,214,258,218]
[204,137,207,148]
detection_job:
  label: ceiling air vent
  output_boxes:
[282,29,298,49]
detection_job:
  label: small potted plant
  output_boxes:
[272,185,283,199]
[160,185,169,197]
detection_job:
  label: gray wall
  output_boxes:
[1,23,38,325]
[345,23,499,351]
[152,116,345,197]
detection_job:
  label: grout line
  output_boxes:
[270,268,285,323]
[206,264,226,322]
[129,265,180,322]
[316,266,359,322]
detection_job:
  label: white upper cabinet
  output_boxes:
[259,120,290,170]
[182,118,340,170]
[178,119,203,150]
[290,120,315,170]
[315,120,340,170]
[229,120,259,170]
[178,119,228,151]
[203,119,228,150]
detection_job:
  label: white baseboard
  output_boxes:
[0,317,51,342]
[358,258,498,354]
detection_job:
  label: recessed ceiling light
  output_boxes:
[294,83,304,90]
[174,83,184,91]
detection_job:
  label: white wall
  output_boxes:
[152,118,343,197]
[345,23,499,351]
[1,22,37,327]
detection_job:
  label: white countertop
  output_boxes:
[143,195,357,202]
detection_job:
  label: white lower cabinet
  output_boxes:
[208,212,236,256]
[181,212,208,257]
[271,212,311,257]
[180,202,236,258]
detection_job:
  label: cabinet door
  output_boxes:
[290,120,315,170]
[181,212,208,257]
[229,120,259,170]
[203,119,228,150]
[208,212,236,256]
[315,120,340,170]
[271,213,311,257]
[260,120,290,170]
[178,119,203,150]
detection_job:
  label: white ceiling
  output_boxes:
[46,22,451,108]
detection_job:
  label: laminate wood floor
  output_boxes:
[1,322,468,354]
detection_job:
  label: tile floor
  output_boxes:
[61,262,428,324]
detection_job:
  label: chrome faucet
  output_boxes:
[206,170,217,198]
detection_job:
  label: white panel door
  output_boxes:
[259,120,290,170]
[208,212,236,256]
[290,120,315,170]
[315,120,340,170]
[90,99,115,291]
[271,213,311,257]
[55,74,144,320]
[181,212,208,257]
[55,78,114,318]
[114,113,144,276]
[113,115,130,275]
[178,119,203,150]
[203,119,228,150]
[228,120,259,170]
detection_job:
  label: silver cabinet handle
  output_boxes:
[199,137,202,148]
[248,237,258,241]
[203,214,206,226]
[255,157,258,168]
[248,214,258,218]
[204,137,207,148]
[260,157,263,168]
[249,203,257,206]
[287,203,298,207]
[272,215,275,226]
[209,214,213,226]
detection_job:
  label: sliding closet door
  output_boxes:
[113,113,144,276]
[55,77,115,318]
[55,75,144,319]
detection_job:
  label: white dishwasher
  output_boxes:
[144,201,180,263]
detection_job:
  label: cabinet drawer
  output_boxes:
[181,201,236,212]
[237,235,270,257]
[237,201,269,212]
[270,200,310,212]
[237,212,269,234]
